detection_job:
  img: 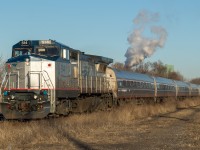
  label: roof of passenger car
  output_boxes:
[175,80,190,87]
[155,77,175,85]
[190,83,199,89]
[113,69,154,82]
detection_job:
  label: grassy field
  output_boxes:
[0,98,200,149]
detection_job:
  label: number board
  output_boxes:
[20,40,31,46]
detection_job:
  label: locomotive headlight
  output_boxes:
[11,95,15,100]
[33,95,38,99]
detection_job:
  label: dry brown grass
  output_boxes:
[0,120,74,149]
[177,98,200,108]
[0,98,200,149]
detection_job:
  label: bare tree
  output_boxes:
[111,60,185,81]
[111,62,132,71]
[168,71,184,81]
[0,55,5,85]
[135,62,151,74]
[150,61,167,77]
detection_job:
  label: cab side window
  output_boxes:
[62,49,69,60]
[70,51,78,61]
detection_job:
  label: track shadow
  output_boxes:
[162,104,200,116]
[64,133,95,150]
[49,121,95,150]
[159,115,190,122]
[137,105,200,126]
[159,105,200,123]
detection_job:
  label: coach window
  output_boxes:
[130,81,133,87]
[157,84,160,90]
[146,82,149,89]
[118,81,122,87]
[133,81,136,88]
[150,83,153,89]
[145,83,147,88]
[162,85,165,90]
[146,83,148,89]
[140,82,143,88]
[143,83,146,89]
[126,81,129,87]
[129,81,132,87]
[123,80,126,86]
[136,82,140,88]
[135,82,138,88]
[152,83,154,89]
[148,83,151,89]
[142,82,145,88]
[181,87,184,91]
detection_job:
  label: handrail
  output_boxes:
[0,72,19,93]
[42,70,54,89]
[27,70,55,113]
[41,70,55,113]
[0,72,8,95]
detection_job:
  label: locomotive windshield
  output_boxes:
[11,40,62,59]
[13,48,32,57]
[12,47,59,57]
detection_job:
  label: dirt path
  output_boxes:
[73,105,200,150]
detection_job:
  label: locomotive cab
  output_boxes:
[0,40,61,119]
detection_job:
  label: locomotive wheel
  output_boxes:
[56,100,71,116]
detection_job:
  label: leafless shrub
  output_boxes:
[177,98,200,108]
[0,55,5,84]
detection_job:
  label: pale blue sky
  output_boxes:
[0,0,200,79]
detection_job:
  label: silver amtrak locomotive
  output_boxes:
[0,40,115,119]
[0,40,200,120]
